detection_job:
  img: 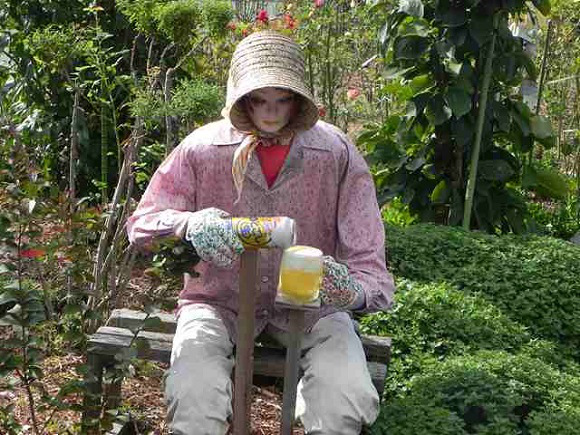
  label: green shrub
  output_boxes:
[130,87,165,129]
[117,0,171,35]
[527,197,580,240]
[369,399,467,435]
[360,280,535,401]
[522,165,570,201]
[360,280,530,360]
[386,224,580,358]
[527,404,580,435]
[168,78,223,127]
[155,0,202,46]
[381,197,418,227]
[129,78,222,133]
[377,350,580,434]
[200,0,234,38]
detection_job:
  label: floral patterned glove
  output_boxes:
[320,256,365,310]
[184,208,244,267]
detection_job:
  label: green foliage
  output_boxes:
[25,25,86,73]
[292,1,386,130]
[200,0,234,38]
[386,223,580,358]
[527,196,580,240]
[134,142,166,191]
[359,279,533,401]
[155,0,202,46]
[369,399,467,435]
[150,237,200,277]
[130,78,222,135]
[364,0,556,234]
[522,165,570,200]
[381,197,418,227]
[169,78,223,128]
[527,404,580,435]
[117,0,171,35]
[376,350,580,434]
[0,167,90,433]
[360,280,530,360]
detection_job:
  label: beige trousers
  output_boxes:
[165,304,379,434]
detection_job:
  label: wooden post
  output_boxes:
[233,250,259,435]
[81,352,107,434]
[274,297,319,435]
[281,309,305,435]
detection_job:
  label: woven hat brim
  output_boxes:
[222,31,319,133]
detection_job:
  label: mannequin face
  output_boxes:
[245,87,298,134]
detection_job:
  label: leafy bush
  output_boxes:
[130,78,222,132]
[155,0,202,46]
[373,350,580,434]
[117,0,171,35]
[527,196,580,240]
[134,142,166,191]
[527,404,580,435]
[360,280,530,361]
[522,165,570,201]
[369,399,467,435]
[381,197,418,227]
[365,0,554,235]
[168,78,223,128]
[200,0,234,38]
[386,223,580,358]
[360,279,534,399]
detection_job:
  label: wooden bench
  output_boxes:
[83,308,391,431]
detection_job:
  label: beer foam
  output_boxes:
[281,245,323,271]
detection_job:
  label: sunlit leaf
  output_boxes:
[398,0,424,18]
[530,115,554,140]
[431,180,450,204]
[409,74,434,94]
[445,87,472,118]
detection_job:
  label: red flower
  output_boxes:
[256,9,269,23]
[226,21,237,31]
[347,87,361,100]
[284,14,297,29]
[314,0,325,7]
[21,249,46,259]
[318,105,327,117]
[241,28,249,37]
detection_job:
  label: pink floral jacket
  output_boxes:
[127,119,395,340]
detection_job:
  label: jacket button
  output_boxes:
[261,276,269,283]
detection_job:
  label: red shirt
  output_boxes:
[255,143,291,187]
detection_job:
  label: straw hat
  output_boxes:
[222,31,319,134]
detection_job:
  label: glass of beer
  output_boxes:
[278,245,323,304]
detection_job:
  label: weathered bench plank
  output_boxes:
[105,309,392,363]
[107,309,177,334]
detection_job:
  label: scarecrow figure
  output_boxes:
[128,31,395,434]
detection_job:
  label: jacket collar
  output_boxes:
[210,120,332,191]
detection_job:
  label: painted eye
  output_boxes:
[250,97,266,106]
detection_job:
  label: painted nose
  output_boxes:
[266,102,278,116]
